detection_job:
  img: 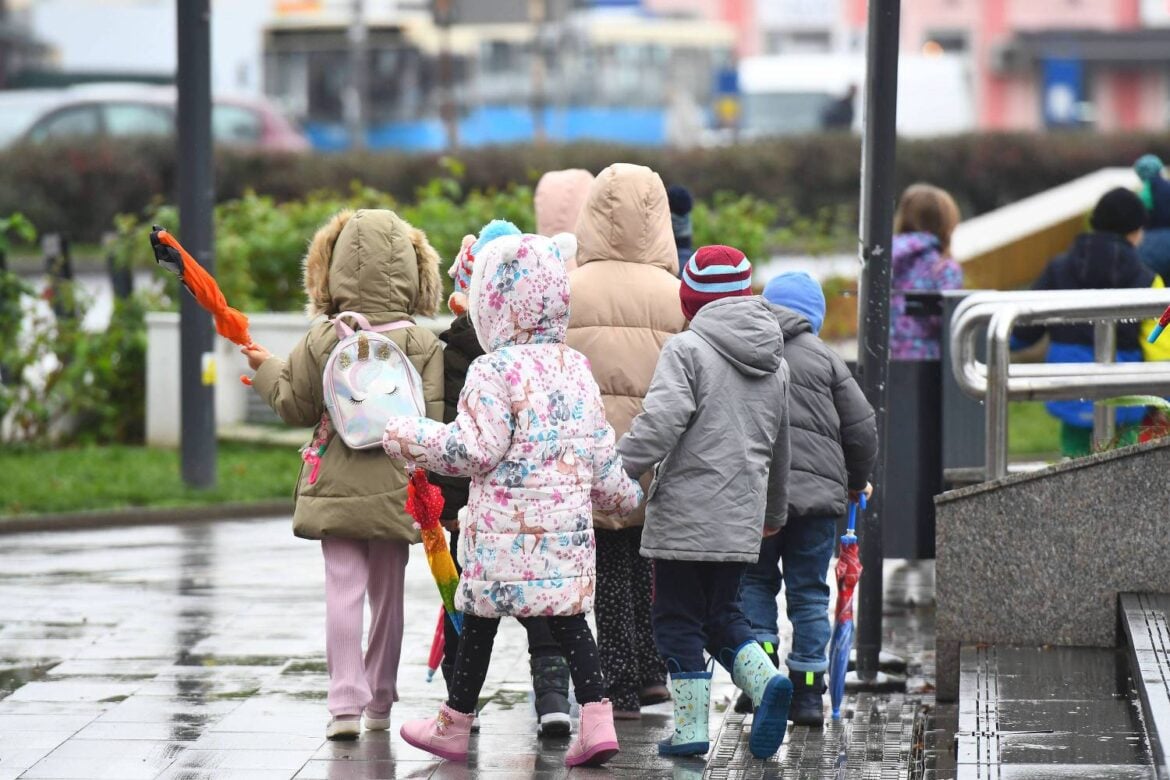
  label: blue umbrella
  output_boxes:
[829,494,865,720]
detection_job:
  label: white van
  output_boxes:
[738,52,976,138]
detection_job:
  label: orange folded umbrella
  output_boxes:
[150,226,254,385]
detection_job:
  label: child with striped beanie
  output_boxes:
[679,245,755,321]
[617,242,795,760]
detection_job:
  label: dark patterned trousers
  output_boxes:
[594,526,666,711]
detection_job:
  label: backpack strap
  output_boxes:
[333,311,414,339]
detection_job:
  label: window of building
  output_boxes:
[924,30,969,53]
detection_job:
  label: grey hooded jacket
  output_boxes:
[617,296,790,563]
[769,303,877,518]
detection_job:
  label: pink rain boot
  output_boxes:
[399,703,474,762]
[565,699,620,767]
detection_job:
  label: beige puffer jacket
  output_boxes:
[252,209,445,543]
[566,163,687,530]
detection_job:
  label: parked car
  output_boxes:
[0,83,310,151]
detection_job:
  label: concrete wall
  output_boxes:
[935,436,1170,701]
[146,312,451,446]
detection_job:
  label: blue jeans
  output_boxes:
[739,516,838,673]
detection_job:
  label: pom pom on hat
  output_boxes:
[471,220,521,256]
[1136,154,1165,182]
[680,244,753,321]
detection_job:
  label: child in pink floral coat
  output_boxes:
[383,233,642,767]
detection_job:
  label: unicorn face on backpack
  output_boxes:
[324,313,426,450]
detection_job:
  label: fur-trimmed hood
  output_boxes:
[303,209,442,320]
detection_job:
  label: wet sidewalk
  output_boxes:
[0,518,733,780]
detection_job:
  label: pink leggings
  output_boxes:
[321,537,409,717]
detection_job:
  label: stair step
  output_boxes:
[1120,592,1170,779]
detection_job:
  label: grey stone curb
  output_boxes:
[0,500,293,535]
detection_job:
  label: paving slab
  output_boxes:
[0,518,938,779]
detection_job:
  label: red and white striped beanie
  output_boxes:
[679,244,753,321]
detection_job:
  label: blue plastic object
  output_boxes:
[1149,322,1166,344]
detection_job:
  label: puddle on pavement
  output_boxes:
[0,662,58,697]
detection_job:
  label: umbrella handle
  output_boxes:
[845,493,866,537]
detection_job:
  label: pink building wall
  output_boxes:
[873,0,1163,130]
[647,0,1166,131]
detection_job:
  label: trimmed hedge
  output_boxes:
[3,133,1170,243]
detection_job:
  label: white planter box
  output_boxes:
[146,312,452,446]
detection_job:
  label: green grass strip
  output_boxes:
[2,442,298,516]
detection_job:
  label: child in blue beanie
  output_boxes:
[735,271,878,727]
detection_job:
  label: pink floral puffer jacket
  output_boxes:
[383,233,643,618]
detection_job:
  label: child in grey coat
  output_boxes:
[617,245,793,760]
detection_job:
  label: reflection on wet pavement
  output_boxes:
[0,518,738,779]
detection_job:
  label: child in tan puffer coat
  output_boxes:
[242,209,444,741]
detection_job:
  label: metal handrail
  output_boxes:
[948,289,1170,480]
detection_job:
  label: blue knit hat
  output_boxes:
[763,271,826,335]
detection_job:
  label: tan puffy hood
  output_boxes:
[535,168,594,237]
[574,163,678,275]
[303,209,442,320]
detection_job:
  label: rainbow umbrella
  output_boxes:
[407,469,462,635]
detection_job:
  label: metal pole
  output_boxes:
[854,0,900,683]
[529,0,547,144]
[437,2,459,151]
[1092,320,1116,449]
[346,0,367,151]
[985,310,1014,480]
[177,0,216,489]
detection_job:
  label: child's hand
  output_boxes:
[762,525,781,538]
[849,482,874,503]
[241,344,272,371]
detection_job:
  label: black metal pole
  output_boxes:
[855,0,900,682]
[177,0,216,489]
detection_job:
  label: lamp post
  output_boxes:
[176,0,216,488]
[854,0,901,682]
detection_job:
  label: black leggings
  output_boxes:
[447,613,607,715]
[440,530,561,687]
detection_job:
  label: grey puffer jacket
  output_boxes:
[617,296,790,563]
[769,304,876,518]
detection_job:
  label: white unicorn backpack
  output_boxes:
[322,311,425,450]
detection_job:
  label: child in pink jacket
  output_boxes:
[383,233,642,767]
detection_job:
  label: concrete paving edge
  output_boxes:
[0,500,293,535]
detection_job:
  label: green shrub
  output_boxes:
[109,162,777,312]
[6,133,1170,246]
